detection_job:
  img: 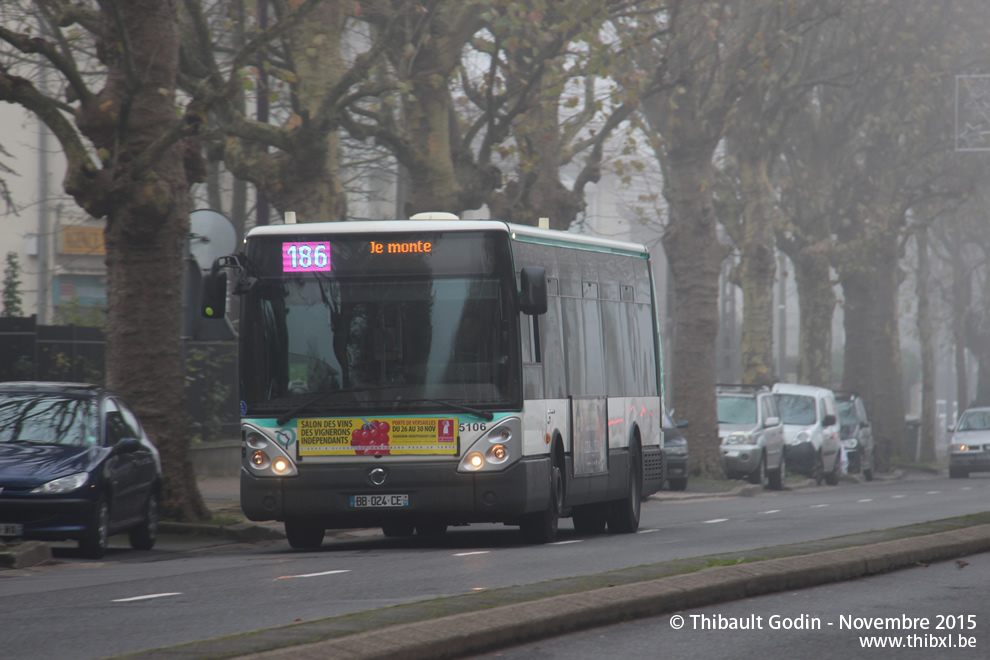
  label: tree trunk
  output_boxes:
[951,228,971,414]
[916,229,936,463]
[662,154,723,479]
[792,250,834,387]
[870,240,906,467]
[841,240,905,471]
[87,1,207,520]
[403,87,459,214]
[737,155,777,386]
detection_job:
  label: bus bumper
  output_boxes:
[240,456,552,527]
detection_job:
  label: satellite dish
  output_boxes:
[189,209,237,270]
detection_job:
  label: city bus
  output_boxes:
[200,212,666,547]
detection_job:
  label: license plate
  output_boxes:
[349,494,409,508]
[0,523,23,536]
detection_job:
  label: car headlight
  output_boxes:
[723,432,752,446]
[794,430,810,444]
[31,472,89,494]
[842,438,858,449]
[951,444,970,452]
[665,445,688,455]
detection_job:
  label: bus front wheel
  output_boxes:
[520,456,562,544]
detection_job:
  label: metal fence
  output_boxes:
[0,315,238,440]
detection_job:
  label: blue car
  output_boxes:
[0,382,161,558]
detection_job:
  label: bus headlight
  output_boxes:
[243,427,298,477]
[458,417,521,473]
[465,452,485,470]
[488,444,508,462]
[251,450,271,468]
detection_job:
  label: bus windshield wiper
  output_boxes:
[275,385,403,426]
[399,398,494,421]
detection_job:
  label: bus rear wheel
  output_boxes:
[285,520,325,550]
[571,503,608,534]
[608,442,641,534]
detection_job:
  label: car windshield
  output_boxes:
[717,396,757,424]
[775,394,817,425]
[0,393,98,447]
[957,411,990,431]
[837,401,858,426]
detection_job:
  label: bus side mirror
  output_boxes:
[519,266,547,315]
[200,269,227,319]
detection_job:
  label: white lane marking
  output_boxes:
[858,499,873,503]
[961,487,972,491]
[453,551,491,556]
[926,491,940,495]
[760,510,780,514]
[638,528,660,533]
[703,519,728,524]
[276,569,350,580]
[810,504,829,508]
[549,540,582,545]
[112,593,181,603]
[892,495,906,499]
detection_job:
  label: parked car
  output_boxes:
[772,383,842,486]
[663,411,690,491]
[835,391,874,480]
[948,406,990,479]
[717,385,786,489]
[0,382,161,558]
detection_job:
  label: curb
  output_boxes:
[0,541,52,569]
[239,523,990,660]
[159,521,286,543]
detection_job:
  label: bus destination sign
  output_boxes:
[283,241,331,272]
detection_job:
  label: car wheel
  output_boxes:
[668,477,688,492]
[824,451,841,486]
[381,521,415,537]
[767,451,786,491]
[607,442,642,534]
[747,453,767,487]
[79,496,110,559]
[128,491,159,551]
[571,503,608,534]
[812,451,825,486]
[949,466,969,479]
[285,519,325,550]
[415,521,448,536]
[520,453,563,543]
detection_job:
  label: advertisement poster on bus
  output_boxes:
[297,417,458,456]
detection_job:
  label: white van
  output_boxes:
[771,383,843,486]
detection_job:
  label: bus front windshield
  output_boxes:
[239,230,521,416]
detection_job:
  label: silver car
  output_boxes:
[718,386,786,490]
[948,407,990,478]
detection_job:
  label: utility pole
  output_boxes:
[777,254,787,381]
[37,67,50,324]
